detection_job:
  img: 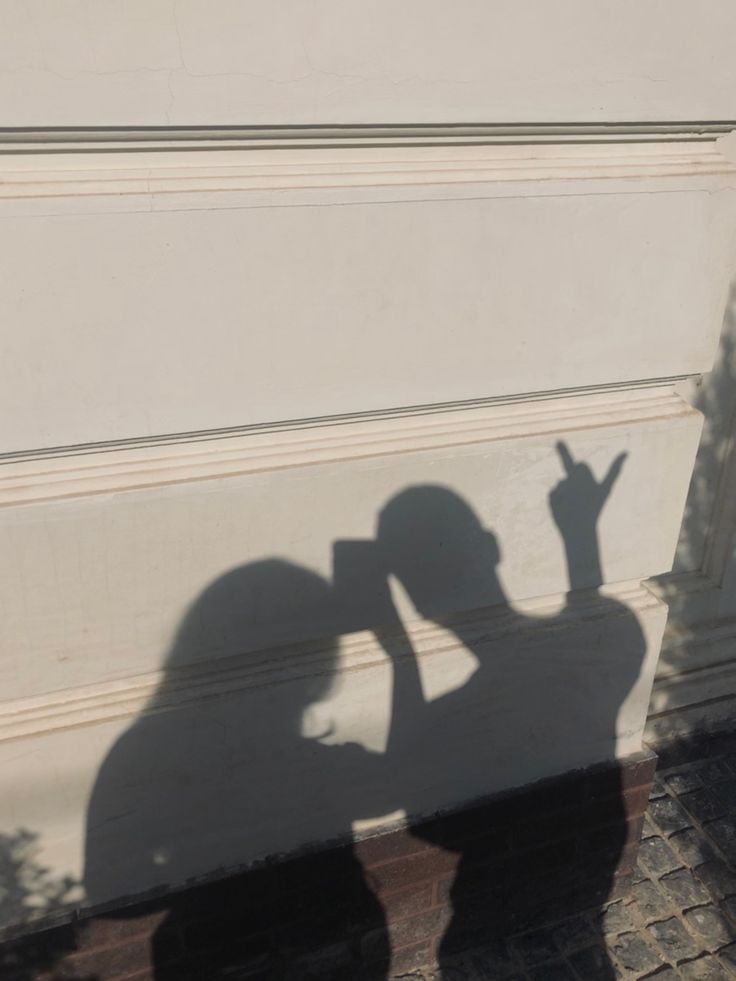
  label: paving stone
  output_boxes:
[680,791,729,825]
[551,916,597,954]
[666,770,705,795]
[722,895,736,924]
[631,879,673,924]
[672,828,722,868]
[649,798,695,836]
[598,901,636,937]
[718,941,736,972]
[608,931,663,975]
[647,916,700,962]
[695,863,736,902]
[684,906,736,950]
[466,941,518,979]
[650,775,669,800]
[706,819,736,864]
[527,960,577,980]
[713,781,736,810]
[659,869,711,910]
[510,927,558,966]
[432,966,465,981]
[642,813,659,839]
[639,837,684,877]
[649,969,679,981]
[633,863,650,885]
[679,954,731,980]
[568,944,615,979]
[696,761,733,786]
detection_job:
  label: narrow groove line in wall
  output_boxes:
[1,121,735,149]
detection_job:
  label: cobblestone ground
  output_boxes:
[398,747,736,980]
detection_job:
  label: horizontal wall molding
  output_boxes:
[1,128,735,201]
[0,581,658,745]
[0,377,691,465]
[0,388,694,507]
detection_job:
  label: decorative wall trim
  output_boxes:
[0,126,734,201]
[0,377,690,465]
[646,569,719,608]
[0,581,657,745]
[0,388,693,507]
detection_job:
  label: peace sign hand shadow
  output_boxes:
[549,441,627,542]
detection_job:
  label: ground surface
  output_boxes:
[401,739,736,980]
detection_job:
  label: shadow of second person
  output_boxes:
[84,559,391,980]
[374,445,646,977]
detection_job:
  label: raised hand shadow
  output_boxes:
[550,440,627,591]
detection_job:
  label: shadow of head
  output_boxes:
[163,558,339,722]
[376,485,505,618]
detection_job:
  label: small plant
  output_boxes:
[0,829,83,980]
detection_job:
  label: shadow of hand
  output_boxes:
[549,440,627,539]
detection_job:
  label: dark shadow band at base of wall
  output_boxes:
[0,750,656,981]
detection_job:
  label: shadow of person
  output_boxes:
[84,560,390,980]
[374,442,645,977]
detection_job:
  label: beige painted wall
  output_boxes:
[2,1,736,125]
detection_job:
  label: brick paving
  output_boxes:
[400,747,736,980]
